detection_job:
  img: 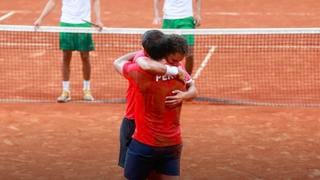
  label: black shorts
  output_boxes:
[118,117,135,168]
[125,139,182,179]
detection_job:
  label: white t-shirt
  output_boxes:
[163,0,193,19]
[60,0,91,23]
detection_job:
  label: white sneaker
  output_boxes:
[57,90,71,103]
[83,89,94,101]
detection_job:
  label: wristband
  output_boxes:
[165,65,179,75]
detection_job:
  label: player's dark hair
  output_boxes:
[142,30,168,61]
[166,34,188,56]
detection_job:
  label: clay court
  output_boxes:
[1,0,320,179]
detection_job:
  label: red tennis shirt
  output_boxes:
[123,62,186,147]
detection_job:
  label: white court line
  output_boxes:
[1,41,320,49]
[0,10,316,16]
[193,46,216,80]
[204,12,317,16]
[0,11,15,21]
[2,41,320,49]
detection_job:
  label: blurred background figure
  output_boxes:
[34,0,103,103]
[153,0,201,75]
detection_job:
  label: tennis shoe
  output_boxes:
[83,89,94,101]
[57,90,71,103]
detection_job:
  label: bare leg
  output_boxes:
[80,51,91,81]
[62,50,72,81]
[148,171,161,180]
[57,50,72,102]
[185,46,194,75]
[80,51,94,100]
[148,172,180,180]
[158,174,179,180]
[148,171,179,180]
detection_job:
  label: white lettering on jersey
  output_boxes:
[156,75,175,82]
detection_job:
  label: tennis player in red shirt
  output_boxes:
[117,30,171,168]
[114,32,196,180]
[117,30,194,170]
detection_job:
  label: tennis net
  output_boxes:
[1,25,320,106]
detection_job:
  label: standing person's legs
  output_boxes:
[80,51,91,81]
[80,51,94,101]
[57,50,72,103]
[126,142,182,180]
[124,139,155,180]
[58,22,75,102]
[62,50,72,81]
[158,174,179,180]
[77,21,95,100]
[154,144,182,180]
[58,22,94,102]
[118,117,135,168]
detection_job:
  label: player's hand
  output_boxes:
[165,90,185,107]
[177,67,188,83]
[153,17,162,25]
[34,18,42,30]
[194,16,201,27]
[95,20,104,31]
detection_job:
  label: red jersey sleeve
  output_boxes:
[123,62,134,80]
[123,62,147,81]
[133,50,146,63]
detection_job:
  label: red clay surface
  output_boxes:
[1,0,320,27]
[1,0,320,179]
[1,103,320,180]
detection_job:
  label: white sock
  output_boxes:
[62,81,70,92]
[83,80,90,90]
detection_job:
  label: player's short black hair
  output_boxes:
[142,30,168,61]
[166,34,188,56]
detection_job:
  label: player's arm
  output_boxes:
[135,57,186,80]
[92,0,104,30]
[165,80,198,106]
[153,0,162,25]
[193,0,201,27]
[113,52,136,75]
[135,57,166,74]
[184,80,198,100]
[34,0,56,27]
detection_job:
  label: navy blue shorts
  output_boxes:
[118,117,135,168]
[124,139,182,179]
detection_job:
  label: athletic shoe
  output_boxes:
[83,89,94,101]
[57,90,71,103]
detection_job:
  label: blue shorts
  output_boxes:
[124,139,182,179]
[118,117,135,168]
